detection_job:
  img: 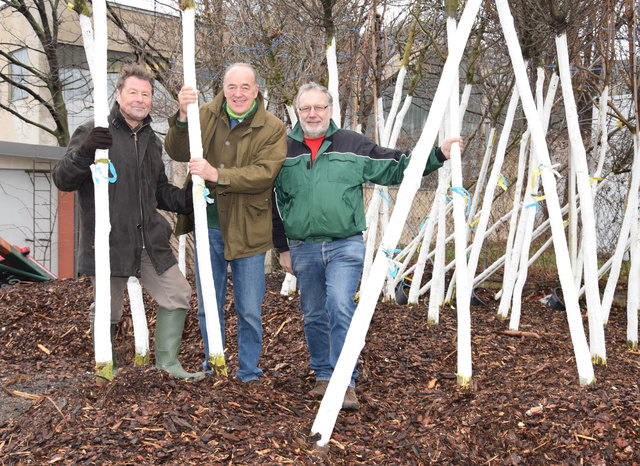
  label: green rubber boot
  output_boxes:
[91,323,119,375]
[154,307,204,381]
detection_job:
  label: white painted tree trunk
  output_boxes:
[77,14,95,77]
[496,0,594,385]
[380,187,393,300]
[280,273,297,295]
[365,66,411,298]
[178,234,186,276]
[362,190,381,283]
[278,103,298,294]
[501,67,545,324]
[574,85,609,291]
[127,277,150,364]
[467,127,495,226]
[389,95,413,148]
[467,88,519,282]
[601,171,640,322]
[568,154,579,276]
[382,66,408,146]
[496,130,529,310]
[326,36,341,128]
[423,206,520,296]
[376,96,386,144]
[599,101,640,324]
[592,86,609,191]
[626,133,640,346]
[81,0,112,379]
[556,32,606,363]
[310,0,483,446]
[459,83,472,128]
[408,192,439,307]
[626,208,639,347]
[446,13,472,388]
[498,69,558,315]
[427,162,450,319]
[578,236,628,299]
[285,104,298,127]
[181,6,226,375]
[509,70,556,330]
[508,127,541,331]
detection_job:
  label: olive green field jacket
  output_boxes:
[165,92,286,260]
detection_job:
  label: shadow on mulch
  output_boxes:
[1,274,639,464]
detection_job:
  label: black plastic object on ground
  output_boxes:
[395,282,410,305]
[471,288,486,306]
[547,287,565,311]
[539,286,565,311]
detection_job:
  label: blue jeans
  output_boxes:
[289,234,365,387]
[195,228,265,382]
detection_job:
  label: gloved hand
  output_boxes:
[184,180,193,213]
[79,127,112,158]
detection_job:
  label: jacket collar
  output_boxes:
[289,119,339,143]
[206,91,268,129]
[109,102,152,131]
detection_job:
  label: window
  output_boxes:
[10,48,29,101]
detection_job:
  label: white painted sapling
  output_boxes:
[179,0,226,376]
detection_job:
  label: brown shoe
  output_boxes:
[342,386,359,411]
[310,380,329,398]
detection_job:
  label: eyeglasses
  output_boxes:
[298,105,329,115]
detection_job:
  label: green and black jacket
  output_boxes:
[273,120,445,251]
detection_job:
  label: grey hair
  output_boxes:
[295,82,333,109]
[224,62,259,86]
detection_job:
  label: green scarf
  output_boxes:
[224,99,257,120]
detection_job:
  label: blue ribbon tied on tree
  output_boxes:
[382,248,402,277]
[92,159,117,184]
[447,186,471,216]
[195,180,215,204]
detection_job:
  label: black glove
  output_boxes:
[184,180,193,213]
[79,127,112,158]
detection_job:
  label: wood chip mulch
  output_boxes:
[1,273,639,464]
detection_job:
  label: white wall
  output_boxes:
[0,168,59,275]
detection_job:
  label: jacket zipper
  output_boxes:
[133,130,145,249]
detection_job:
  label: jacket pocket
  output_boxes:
[244,194,271,248]
[327,157,360,184]
[277,157,308,192]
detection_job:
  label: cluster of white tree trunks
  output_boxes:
[308,0,640,448]
[309,0,483,446]
[73,0,638,450]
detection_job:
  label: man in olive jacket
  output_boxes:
[165,63,286,382]
[53,63,203,381]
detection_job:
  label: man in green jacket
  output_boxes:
[165,63,286,383]
[273,82,462,409]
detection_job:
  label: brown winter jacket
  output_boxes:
[164,92,286,260]
[52,103,192,277]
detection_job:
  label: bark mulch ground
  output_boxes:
[1,273,639,464]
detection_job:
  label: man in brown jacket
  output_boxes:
[165,63,286,382]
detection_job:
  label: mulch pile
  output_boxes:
[1,273,639,464]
